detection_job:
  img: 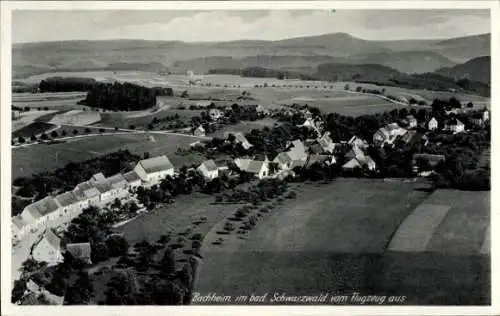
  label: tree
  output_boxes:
[30,134,37,141]
[159,247,176,278]
[467,102,474,108]
[17,183,36,198]
[344,84,350,90]
[106,235,129,257]
[51,130,59,138]
[61,130,67,136]
[91,242,109,263]
[65,272,93,305]
[73,129,79,135]
[18,136,26,143]
[99,128,105,133]
[84,128,91,134]
[180,90,189,98]
[129,125,136,130]
[11,278,27,303]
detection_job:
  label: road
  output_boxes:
[12,126,212,149]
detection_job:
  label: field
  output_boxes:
[114,192,238,245]
[12,132,207,179]
[213,118,277,138]
[12,121,57,139]
[194,179,490,305]
[12,92,87,111]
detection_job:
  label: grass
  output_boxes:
[388,204,452,252]
[12,122,57,139]
[213,118,277,138]
[12,132,207,179]
[114,192,238,245]
[194,179,490,305]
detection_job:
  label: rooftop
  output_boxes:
[32,196,62,216]
[200,159,218,172]
[123,170,141,182]
[55,191,79,207]
[66,242,92,261]
[138,155,174,174]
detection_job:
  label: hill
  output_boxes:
[435,56,490,84]
[13,32,489,79]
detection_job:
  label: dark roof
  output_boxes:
[55,191,79,207]
[66,242,92,261]
[33,197,62,216]
[138,155,174,173]
[124,170,141,182]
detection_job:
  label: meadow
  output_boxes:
[12,132,207,179]
[194,179,490,305]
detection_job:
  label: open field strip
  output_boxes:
[12,132,209,179]
[387,204,451,252]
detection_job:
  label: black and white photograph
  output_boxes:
[1,1,496,312]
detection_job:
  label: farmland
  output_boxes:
[194,179,490,305]
[12,132,207,179]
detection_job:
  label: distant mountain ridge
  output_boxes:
[435,56,490,84]
[13,32,490,79]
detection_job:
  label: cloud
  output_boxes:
[12,9,490,43]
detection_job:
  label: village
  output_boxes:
[11,91,490,304]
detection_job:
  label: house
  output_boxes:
[123,170,142,189]
[317,132,335,153]
[12,216,28,240]
[225,132,253,150]
[483,109,489,122]
[255,104,269,115]
[469,115,484,127]
[22,280,64,305]
[373,123,407,147]
[105,173,129,199]
[342,155,376,171]
[55,191,84,220]
[412,154,445,174]
[21,197,62,231]
[197,159,219,180]
[427,117,438,131]
[298,118,321,135]
[273,152,293,171]
[403,115,418,129]
[397,130,416,145]
[193,125,206,137]
[32,229,63,266]
[305,154,336,169]
[342,158,362,171]
[93,181,114,204]
[345,146,365,160]
[189,140,206,149]
[90,172,106,183]
[234,158,269,179]
[66,242,92,264]
[73,181,100,206]
[287,139,308,161]
[357,155,376,171]
[445,118,465,134]
[134,155,175,185]
[347,136,369,150]
[208,108,223,120]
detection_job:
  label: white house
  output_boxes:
[197,159,219,180]
[347,136,369,150]
[225,132,253,150]
[357,155,377,171]
[403,115,418,129]
[273,152,293,171]
[208,108,223,120]
[32,229,63,266]
[93,182,114,204]
[134,155,175,185]
[317,132,335,153]
[342,158,362,171]
[234,158,269,179]
[427,117,438,131]
[445,118,465,134]
[106,173,130,199]
[193,125,206,137]
[373,123,408,147]
[483,109,489,122]
[73,181,100,207]
[20,197,62,231]
[55,191,84,220]
[66,242,92,264]
[123,170,142,190]
[12,216,28,240]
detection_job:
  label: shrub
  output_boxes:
[224,222,235,232]
[51,131,59,138]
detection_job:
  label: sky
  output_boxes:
[12,9,490,44]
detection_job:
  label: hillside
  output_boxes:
[435,56,491,84]
[13,32,489,79]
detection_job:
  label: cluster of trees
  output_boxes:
[82,82,161,111]
[208,67,316,81]
[13,150,140,204]
[148,114,187,131]
[39,77,97,92]
[215,179,289,204]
